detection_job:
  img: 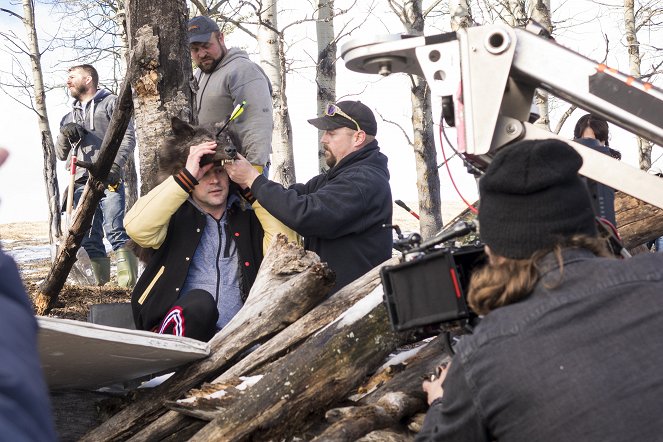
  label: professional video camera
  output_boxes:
[381,221,486,346]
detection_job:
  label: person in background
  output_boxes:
[0,147,57,441]
[188,15,273,172]
[573,113,619,226]
[54,64,138,288]
[225,100,393,294]
[416,139,663,441]
[187,16,298,251]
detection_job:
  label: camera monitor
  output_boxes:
[381,245,485,331]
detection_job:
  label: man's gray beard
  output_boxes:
[199,57,222,74]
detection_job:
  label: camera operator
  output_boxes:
[417,139,663,441]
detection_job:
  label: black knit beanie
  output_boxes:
[478,139,597,259]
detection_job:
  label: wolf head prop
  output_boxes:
[157,117,239,184]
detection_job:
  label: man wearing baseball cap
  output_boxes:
[187,15,273,171]
[225,100,393,294]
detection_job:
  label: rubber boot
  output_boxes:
[116,247,138,289]
[90,256,111,286]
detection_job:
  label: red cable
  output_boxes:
[438,124,478,214]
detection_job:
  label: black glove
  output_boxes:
[60,122,87,143]
[106,163,122,187]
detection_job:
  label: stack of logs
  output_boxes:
[55,190,662,441]
[68,234,441,441]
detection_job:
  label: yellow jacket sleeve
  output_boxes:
[251,199,302,254]
[124,178,189,249]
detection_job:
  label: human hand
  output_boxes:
[224,153,261,189]
[60,122,87,144]
[185,141,217,181]
[106,163,122,186]
[0,148,8,168]
[422,362,450,405]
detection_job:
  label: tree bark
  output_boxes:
[529,0,552,130]
[624,0,653,171]
[309,334,449,440]
[258,0,296,186]
[186,290,405,441]
[20,0,61,246]
[615,191,663,248]
[449,0,472,31]
[81,235,334,441]
[34,75,134,315]
[313,392,423,441]
[125,0,193,195]
[389,0,443,240]
[315,0,336,173]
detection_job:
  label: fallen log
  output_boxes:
[81,235,334,441]
[312,392,423,441]
[614,191,663,248]
[312,335,449,440]
[127,257,399,441]
[357,428,415,441]
[180,288,406,441]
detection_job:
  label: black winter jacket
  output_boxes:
[251,140,393,292]
[131,200,263,331]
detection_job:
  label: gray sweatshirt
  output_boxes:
[194,48,273,167]
[55,89,136,182]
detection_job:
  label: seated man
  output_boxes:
[125,131,292,341]
[417,139,663,441]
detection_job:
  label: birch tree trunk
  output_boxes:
[624,0,653,170]
[315,0,336,173]
[115,3,138,209]
[389,0,443,240]
[258,0,296,186]
[529,0,552,130]
[506,0,527,27]
[126,0,194,195]
[20,0,62,246]
[449,0,472,31]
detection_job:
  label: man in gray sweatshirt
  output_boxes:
[188,15,273,173]
[55,64,138,288]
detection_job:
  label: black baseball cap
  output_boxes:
[308,101,378,136]
[188,16,220,44]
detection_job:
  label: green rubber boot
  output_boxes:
[116,247,138,289]
[90,256,111,286]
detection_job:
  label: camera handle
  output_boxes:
[408,221,477,255]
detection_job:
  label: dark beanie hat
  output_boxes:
[478,139,597,259]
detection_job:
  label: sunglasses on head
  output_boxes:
[325,103,361,132]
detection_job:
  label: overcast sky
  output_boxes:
[0,0,660,224]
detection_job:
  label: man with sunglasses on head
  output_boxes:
[226,100,393,294]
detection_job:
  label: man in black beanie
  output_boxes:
[416,139,663,441]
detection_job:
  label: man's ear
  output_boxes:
[171,117,196,138]
[354,130,367,147]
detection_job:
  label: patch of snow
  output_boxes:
[236,374,262,391]
[335,285,383,329]
[3,244,50,263]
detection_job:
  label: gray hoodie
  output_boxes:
[194,48,273,167]
[55,89,136,182]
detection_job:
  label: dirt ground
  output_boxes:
[0,222,131,321]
